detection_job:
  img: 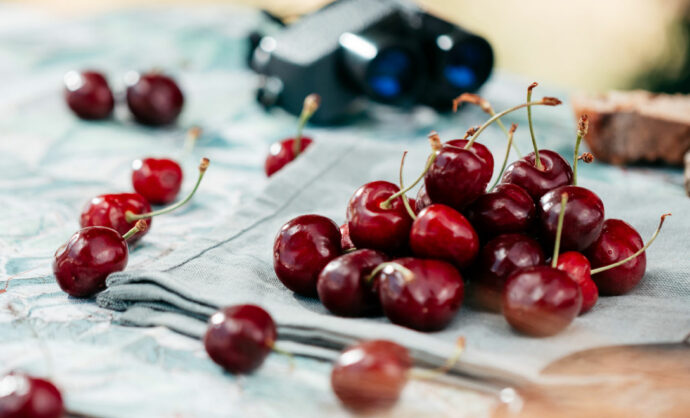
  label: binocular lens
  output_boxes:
[443,37,492,90]
[366,48,415,99]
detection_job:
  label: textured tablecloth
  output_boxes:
[1,4,688,417]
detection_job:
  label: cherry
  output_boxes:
[331,340,411,412]
[414,183,432,213]
[132,157,183,205]
[471,233,545,312]
[377,258,464,331]
[265,94,320,177]
[503,265,582,337]
[339,223,355,252]
[125,71,184,125]
[555,252,598,314]
[501,150,573,201]
[317,249,387,317]
[63,70,114,120]
[346,181,412,253]
[538,185,604,251]
[53,221,146,298]
[466,183,535,238]
[409,204,479,269]
[273,214,341,296]
[0,373,63,418]
[204,304,277,374]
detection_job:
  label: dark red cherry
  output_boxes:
[424,139,494,211]
[339,223,355,252]
[415,184,432,213]
[204,304,276,374]
[132,157,183,205]
[409,204,479,269]
[53,226,129,298]
[471,233,545,312]
[126,72,184,125]
[317,249,387,317]
[80,193,152,243]
[265,137,313,177]
[585,219,645,295]
[555,251,598,314]
[346,181,413,253]
[503,266,582,337]
[501,149,573,201]
[539,185,604,251]
[273,214,341,296]
[377,258,464,331]
[466,183,536,238]
[0,373,63,418]
[331,340,411,412]
[64,70,114,120]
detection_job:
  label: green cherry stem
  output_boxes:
[409,336,466,380]
[572,114,589,186]
[398,151,417,220]
[488,123,518,192]
[526,82,543,170]
[590,213,671,275]
[125,157,210,222]
[551,193,569,268]
[453,94,522,157]
[293,94,321,157]
[365,262,414,285]
[122,220,149,241]
[183,125,203,156]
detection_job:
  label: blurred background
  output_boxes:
[9,0,690,92]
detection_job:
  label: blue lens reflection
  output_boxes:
[366,49,412,99]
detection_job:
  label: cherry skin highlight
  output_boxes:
[132,157,183,205]
[466,183,536,238]
[377,258,464,331]
[53,226,128,298]
[80,193,152,243]
[331,340,411,412]
[0,373,64,418]
[317,249,387,317]
[126,72,184,126]
[503,266,582,337]
[538,185,605,252]
[273,214,341,296]
[64,70,114,120]
[424,139,494,211]
[555,251,598,314]
[339,223,355,252]
[501,149,573,201]
[585,219,646,295]
[346,181,413,253]
[409,204,479,269]
[204,304,277,374]
[415,183,432,213]
[265,137,313,177]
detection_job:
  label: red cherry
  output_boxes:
[265,137,314,177]
[471,233,545,312]
[377,258,464,331]
[414,184,432,213]
[501,150,573,201]
[52,226,130,298]
[424,139,494,211]
[555,252,598,314]
[346,181,413,253]
[339,223,355,252]
[204,304,276,374]
[64,70,114,120]
[273,214,342,296]
[409,204,479,269]
[80,193,152,243]
[503,266,582,337]
[132,158,183,205]
[317,249,387,317]
[0,373,63,418]
[466,183,536,238]
[538,185,605,251]
[585,219,645,295]
[126,72,184,125]
[331,340,411,412]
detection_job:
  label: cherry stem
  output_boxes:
[365,262,414,285]
[409,336,466,381]
[453,94,521,157]
[183,126,202,156]
[488,123,518,192]
[269,341,295,372]
[551,192,569,268]
[122,220,148,241]
[590,213,671,275]
[463,97,561,151]
[125,158,210,222]
[398,151,417,220]
[293,94,321,157]
[572,114,588,186]
[526,83,542,170]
